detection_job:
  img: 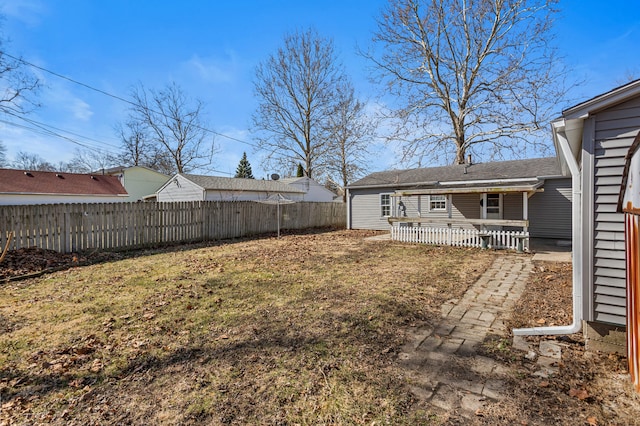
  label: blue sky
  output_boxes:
[1,0,639,178]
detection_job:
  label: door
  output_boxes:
[482,193,503,230]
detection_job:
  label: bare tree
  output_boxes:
[65,148,116,173]
[0,141,7,167]
[13,151,56,171]
[252,28,348,179]
[0,23,40,116]
[114,120,174,174]
[325,82,376,201]
[367,0,566,165]
[129,82,214,174]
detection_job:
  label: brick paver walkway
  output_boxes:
[397,255,533,417]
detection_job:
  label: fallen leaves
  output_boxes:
[569,387,589,401]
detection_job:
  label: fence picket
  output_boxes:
[391,224,529,251]
[0,201,345,253]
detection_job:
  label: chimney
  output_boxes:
[467,154,472,165]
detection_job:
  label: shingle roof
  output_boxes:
[180,174,305,193]
[348,157,562,189]
[0,169,128,195]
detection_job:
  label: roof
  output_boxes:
[180,174,306,193]
[562,78,640,120]
[348,157,562,189]
[97,165,170,178]
[279,177,306,184]
[553,79,640,176]
[0,169,128,196]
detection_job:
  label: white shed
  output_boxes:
[279,177,338,202]
[156,174,305,202]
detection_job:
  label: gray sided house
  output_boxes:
[156,174,305,202]
[551,79,640,350]
[347,157,572,244]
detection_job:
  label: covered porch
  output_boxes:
[386,180,543,251]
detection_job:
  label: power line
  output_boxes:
[4,52,260,149]
[4,111,121,150]
[1,118,236,176]
[1,116,119,155]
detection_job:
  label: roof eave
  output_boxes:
[562,79,640,120]
[347,181,438,190]
[393,181,544,196]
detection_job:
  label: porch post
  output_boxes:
[391,194,396,218]
[522,192,529,233]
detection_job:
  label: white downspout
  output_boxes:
[346,188,351,229]
[513,123,583,335]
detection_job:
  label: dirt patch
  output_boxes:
[474,260,640,426]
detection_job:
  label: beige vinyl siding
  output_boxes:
[590,95,640,325]
[528,178,572,239]
[118,168,170,201]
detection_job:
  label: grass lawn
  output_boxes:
[0,230,495,425]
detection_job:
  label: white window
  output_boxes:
[429,195,447,211]
[380,193,391,217]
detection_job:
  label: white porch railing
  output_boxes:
[390,224,529,251]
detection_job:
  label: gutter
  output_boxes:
[347,181,438,190]
[513,119,583,336]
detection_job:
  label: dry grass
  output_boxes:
[0,230,494,425]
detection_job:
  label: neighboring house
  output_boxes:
[346,157,572,240]
[99,166,170,202]
[549,79,640,352]
[0,168,128,205]
[156,174,306,202]
[279,176,338,202]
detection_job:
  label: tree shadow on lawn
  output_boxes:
[1,294,426,423]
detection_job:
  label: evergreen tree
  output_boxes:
[296,163,305,177]
[235,152,255,179]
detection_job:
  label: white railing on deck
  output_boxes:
[390,225,529,251]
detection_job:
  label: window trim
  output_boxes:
[428,194,447,212]
[482,193,503,219]
[380,193,392,217]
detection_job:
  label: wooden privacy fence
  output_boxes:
[0,201,346,253]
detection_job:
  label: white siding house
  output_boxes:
[279,177,338,202]
[156,174,306,202]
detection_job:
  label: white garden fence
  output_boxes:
[390,224,529,251]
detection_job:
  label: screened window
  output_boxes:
[429,195,447,211]
[380,194,391,217]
